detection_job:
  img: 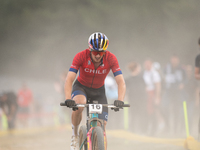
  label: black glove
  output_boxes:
[114,100,124,108]
[65,99,76,108]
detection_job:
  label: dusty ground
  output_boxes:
[0,126,186,150]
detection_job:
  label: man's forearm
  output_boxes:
[115,74,126,101]
[64,80,73,99]
[64,72,77,100]
[118,82,126,101]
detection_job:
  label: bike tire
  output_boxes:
[79,125,87,150]
[92,126,105,150]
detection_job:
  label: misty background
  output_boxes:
[0,0,200,139]
[0,0,200,81]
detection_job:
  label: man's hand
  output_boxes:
[114,100,124,108]
[65,99,76,108]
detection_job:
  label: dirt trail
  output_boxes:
[0,127,185,150]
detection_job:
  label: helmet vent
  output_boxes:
[94,33,97,49]
[98,33,101,49]
[102,35,105,49]
[88,32,109,51]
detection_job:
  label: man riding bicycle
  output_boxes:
[64,32,126,150]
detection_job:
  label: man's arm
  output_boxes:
[114,74,126,101]
[195,67,200,80]
[64,71,77,99]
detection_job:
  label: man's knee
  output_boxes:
[73,95,86,104]
[72,95,86,113]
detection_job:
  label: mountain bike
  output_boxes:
[60,100,130,150]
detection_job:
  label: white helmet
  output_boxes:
[88,32,109,51]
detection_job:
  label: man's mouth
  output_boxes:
[95,57,101,60]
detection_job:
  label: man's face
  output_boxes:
[90,50,105,63]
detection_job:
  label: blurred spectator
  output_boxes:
[153,62,165,83]
[194,37,200,81]
[0,106,2,129]
[17,83,33,127]
[54,71,68,99]
[143,59,163,136]
[162,54,186,135]
[0,91,18,130]
[54,71,71,125]
[183,65,199,134]
[104,73,120,129]
[194,37,200,138]
[105,73,118,102]
[125,62,146,134]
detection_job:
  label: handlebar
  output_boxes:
[60,102,130,108]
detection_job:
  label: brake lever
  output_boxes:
[72,106,78,111]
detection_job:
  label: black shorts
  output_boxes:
[72,80,108,121]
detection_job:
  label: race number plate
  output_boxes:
[89,104,103,114]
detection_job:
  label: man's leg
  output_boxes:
[71,95,86,134]
[70,95,86,150]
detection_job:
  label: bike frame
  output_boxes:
[84,108,106,150]
[60,102,130,150]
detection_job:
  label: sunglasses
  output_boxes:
[91,50,105,56]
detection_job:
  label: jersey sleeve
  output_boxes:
[108,53,122,77]
[69,51,84,73]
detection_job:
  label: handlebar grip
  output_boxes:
[123,104,130,107]
[60,102,66,106]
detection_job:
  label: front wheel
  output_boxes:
[92,126,105,150]
[79,125,87,150]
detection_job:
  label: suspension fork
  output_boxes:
[87,127,94,150]
[104,131,107,150]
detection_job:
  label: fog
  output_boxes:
[0,0,200,140]
[0,0,200,80]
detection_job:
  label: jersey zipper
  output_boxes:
[89,52,104,88]
[90,62,103,88]
[90,69,97,88]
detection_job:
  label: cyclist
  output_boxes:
[64,32,126,150]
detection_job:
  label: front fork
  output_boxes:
[104,132,107,150]
[87,127,94,150]
[87,127,107,150]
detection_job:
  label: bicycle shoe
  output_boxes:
[70,135,79,150]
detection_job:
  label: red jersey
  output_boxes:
[18,88,33,107]
[69,49,122,88]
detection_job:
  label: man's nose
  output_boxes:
[96,54,101,57]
